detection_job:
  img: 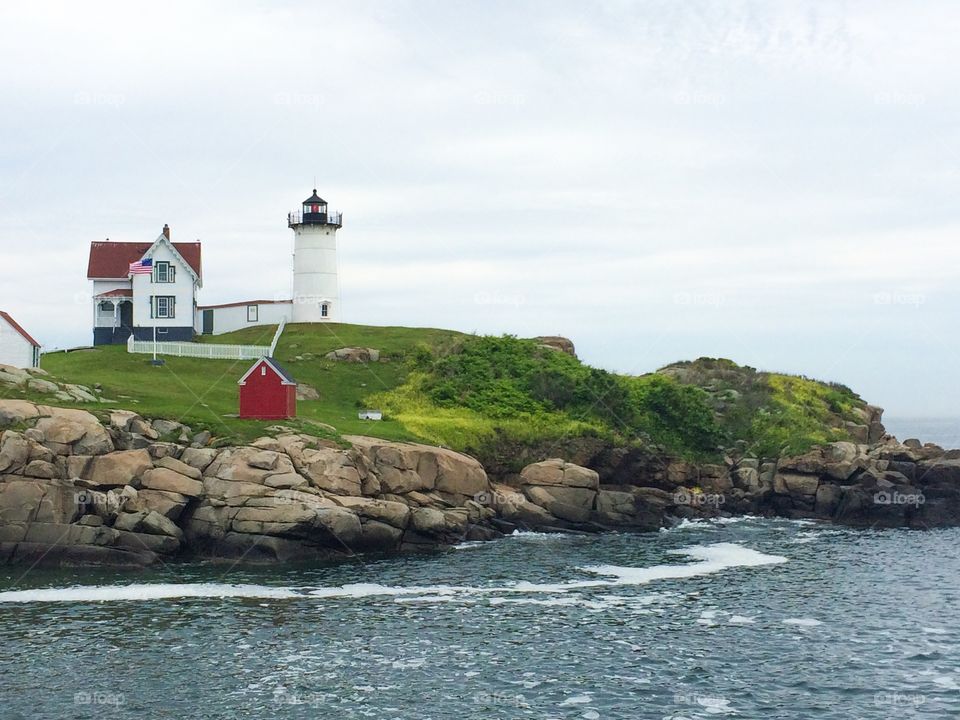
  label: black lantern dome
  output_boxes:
[288,189,342,228]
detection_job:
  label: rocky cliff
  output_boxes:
[1,399,958,567]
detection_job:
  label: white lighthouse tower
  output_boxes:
[288,189,343,322]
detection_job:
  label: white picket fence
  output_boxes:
[127,319,286,361]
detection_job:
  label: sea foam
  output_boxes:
[0,583,301,604]
[0,542,787,605]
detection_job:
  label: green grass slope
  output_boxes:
[34,324,872,464]
[39,323,464,445]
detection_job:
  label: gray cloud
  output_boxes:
[0,0,958,415]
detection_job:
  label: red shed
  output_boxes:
[238,357,297,419]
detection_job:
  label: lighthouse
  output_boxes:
[288,189,343,322]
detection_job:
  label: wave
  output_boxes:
[0,583,301,604]
[0,542,787,605]
[582,542,787,586]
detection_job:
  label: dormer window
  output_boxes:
[153,261,175,283]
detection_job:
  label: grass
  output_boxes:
[38,322,467,446]
[262,322,465,440]
[375,335,724,458]
[368,372,605,451]
[747,373,863,457]
[30,325,872,463]
[200,321,465,359]
[39,347,341,445]
[657,357,869,458]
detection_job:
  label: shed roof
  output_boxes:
[237,357,297,386]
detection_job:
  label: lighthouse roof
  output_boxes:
[304,189,326,204]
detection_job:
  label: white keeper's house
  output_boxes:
[87,225,203,345]
[0,311,41,368]
[87,190,343,345]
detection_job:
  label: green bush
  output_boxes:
[382,335,723,457]
[746,374,861,457]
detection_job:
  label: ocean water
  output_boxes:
[1,519,958,719]
[883,417,960,449]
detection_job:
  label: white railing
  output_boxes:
[126,320,288,360]
[269,317,286,356]
[127,336,268,359]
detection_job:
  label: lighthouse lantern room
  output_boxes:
[288,189,343,323]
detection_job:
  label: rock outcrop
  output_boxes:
[2,398,959,567]
[0,363,104,404]
[0,400,501,566]
[765,438,960,528]
[323,347,381,363]
[533,336,576,357]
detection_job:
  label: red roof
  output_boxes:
[94,288,133,298]
[87,241,202,279]
[0,311,40,347]
[198,299,292,310]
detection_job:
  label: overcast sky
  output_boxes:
[1,1,958,417]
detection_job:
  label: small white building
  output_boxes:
[197,300,293,336]
[87,225,203,345]
[0,311,41,368]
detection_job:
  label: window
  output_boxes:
[152,296,176,319]
[247,305,258,322]
[261,366,267,376]
[98,301,115,313]
[321,303,329,318]
[153,261,175,283]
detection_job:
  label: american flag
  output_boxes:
[129,258,153,275]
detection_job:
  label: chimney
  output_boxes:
[162,224,170,240]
